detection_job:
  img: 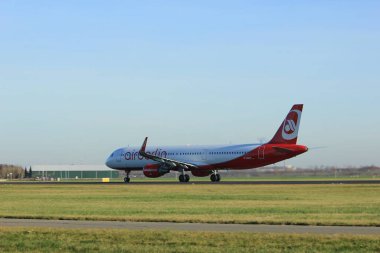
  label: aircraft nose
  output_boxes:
[105,158,112,168]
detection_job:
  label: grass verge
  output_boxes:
[1,184,380,226]
[0,227,379,253]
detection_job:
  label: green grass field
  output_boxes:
[0,227,379,253]
[1,184,380,226]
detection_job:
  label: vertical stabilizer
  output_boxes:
[268,104,303,144]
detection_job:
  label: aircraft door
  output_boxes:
[258,146,265,159]
[116,150,123,162]
[202,150,208,161]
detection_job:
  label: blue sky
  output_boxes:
[1,1,379,167]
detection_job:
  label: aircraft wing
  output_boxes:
[139,137,199,170]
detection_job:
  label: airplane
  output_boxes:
[105,104,308,183]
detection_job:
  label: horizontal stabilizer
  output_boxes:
[272,146,294,153]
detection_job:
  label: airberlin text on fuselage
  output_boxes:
[125,149,168,161]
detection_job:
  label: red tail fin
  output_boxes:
[268,104,304,144]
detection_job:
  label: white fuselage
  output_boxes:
[106,144,260,170]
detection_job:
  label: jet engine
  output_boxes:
[143,164,169,178]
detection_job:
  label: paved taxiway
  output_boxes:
[1,218,379,235]
[1,180,380,185]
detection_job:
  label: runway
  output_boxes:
[1,218,379,235]
[1,180,380,185]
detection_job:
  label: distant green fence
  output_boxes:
[32,171,120,179]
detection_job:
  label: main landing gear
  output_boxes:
[179,174,190,183]
[124,170,131,183]
[178,166,190,183]
[210,171,221,182]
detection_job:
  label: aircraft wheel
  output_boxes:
[124,177,130,183]
[211,173,220,182]
[179,174,190,183]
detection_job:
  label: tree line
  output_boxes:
[0,165,32,179]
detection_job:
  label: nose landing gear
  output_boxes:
[124,170,131,183]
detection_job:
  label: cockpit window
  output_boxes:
[110,153,114,158]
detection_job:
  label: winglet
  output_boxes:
[140,137,148,154]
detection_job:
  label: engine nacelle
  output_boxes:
[143,164,167,178]
[191,170,212,177]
